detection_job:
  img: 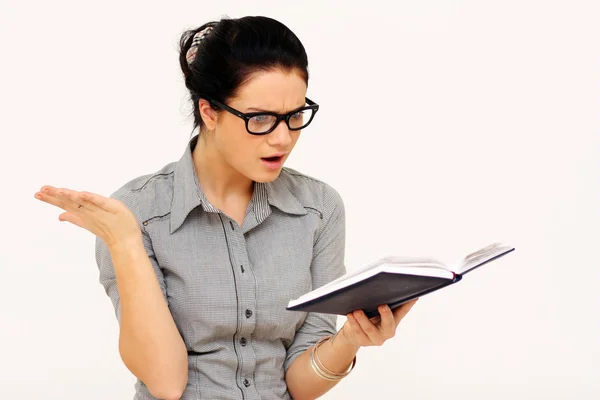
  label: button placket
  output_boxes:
[227,217,259,398]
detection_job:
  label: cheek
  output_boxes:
[217,126,261,165]
[291,131,301,146]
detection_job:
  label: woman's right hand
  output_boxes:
[34,185,142,249]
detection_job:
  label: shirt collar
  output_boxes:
[264,174,308,217]
[170,135,307,234]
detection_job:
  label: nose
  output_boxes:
[267,119,293,147]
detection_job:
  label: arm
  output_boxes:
[284,184,351,399]
[286,300,418,400]
[98,235,188,400]
[286,331,359,400]
[35,185,188,399]
[283,185,419,400]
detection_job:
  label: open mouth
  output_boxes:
[262,156,282,162]
[260,155,285,169]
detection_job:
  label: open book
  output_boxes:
[287,242,515,318]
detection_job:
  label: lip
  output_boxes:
[260,153,286,170]
[262,152,286,158]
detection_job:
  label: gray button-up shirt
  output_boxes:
[95,135,346,399]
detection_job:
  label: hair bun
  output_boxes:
[185,26,214,65]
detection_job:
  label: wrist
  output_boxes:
[107,234,144,256]
[331,326,360,353]
[310,335,357,381]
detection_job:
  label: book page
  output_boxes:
[315,256,448,293]
[455,242,515,274]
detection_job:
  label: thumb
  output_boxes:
[58,211,86,229]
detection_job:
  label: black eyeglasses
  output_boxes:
[207,97,319,135]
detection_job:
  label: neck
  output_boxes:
[192,133,254,205]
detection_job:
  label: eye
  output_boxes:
[250,114,269,123]
[252,115,267,122]
[290,111,304,120]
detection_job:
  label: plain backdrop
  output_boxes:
[1,0,599,399]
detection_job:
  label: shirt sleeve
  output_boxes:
[283,183,346,372]
[94,190,168,324]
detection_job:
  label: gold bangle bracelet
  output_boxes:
[309,355,340,381]
[309,335,356,381]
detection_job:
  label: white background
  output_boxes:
[1,1,599,399]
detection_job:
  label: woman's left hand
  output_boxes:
[338,299,418,348]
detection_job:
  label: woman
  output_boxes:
[34,16,417,400]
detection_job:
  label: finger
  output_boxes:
[378,305,396,338]
[392,299,419,326]
[353,309,385,346]
[57,188,88,211]
[78,191,116,212]
[35,186,74,211]
[60,188,101,213]
[35,189,86,227]
[35,186,104,214]
[368,313,382,324]
[36,186,79,208]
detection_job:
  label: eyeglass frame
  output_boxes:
[205,97,319,135]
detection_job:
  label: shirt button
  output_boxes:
[243,379,251,387]
[245,309,253,318]
[240,337,247,346]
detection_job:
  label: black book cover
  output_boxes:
[286,273,461,318]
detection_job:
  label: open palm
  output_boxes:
[34,185,141,248]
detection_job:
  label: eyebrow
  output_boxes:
[245,103,306,113]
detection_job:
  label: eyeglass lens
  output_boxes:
[248,108,315,134]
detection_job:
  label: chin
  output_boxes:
[252,170,282,183]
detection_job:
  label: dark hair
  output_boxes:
[179,16,310,134]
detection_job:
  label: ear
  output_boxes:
[199,99,218,130]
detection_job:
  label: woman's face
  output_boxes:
[202,68,308,183]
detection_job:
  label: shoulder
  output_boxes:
[109,161,177,223]
[279,167,344,216]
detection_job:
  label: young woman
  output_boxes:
[34,16,417,400]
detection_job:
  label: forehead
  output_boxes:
[230,68,307,110]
